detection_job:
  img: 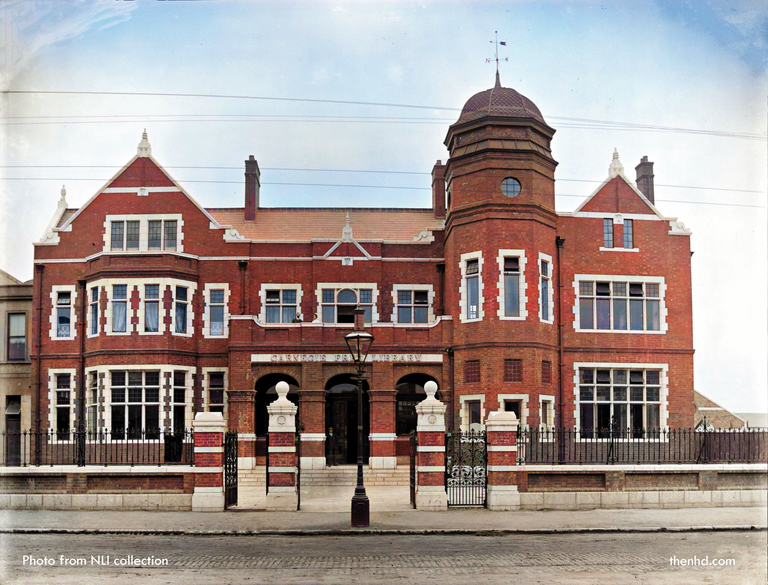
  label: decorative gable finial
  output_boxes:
[341,212,353,241]
[137,128,152,157]
[609,148,625,178]
[60,185,67,203]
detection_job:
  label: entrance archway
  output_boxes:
[255,374,300,437]
[325,374,369,465]
[395,373,439,436]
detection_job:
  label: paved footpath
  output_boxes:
[1,502,766,535]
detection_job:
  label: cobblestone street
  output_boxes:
[2,531,765,584]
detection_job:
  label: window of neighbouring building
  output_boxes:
[144,284,160,333]
[459,395,485,431]
[466,259,479,319]
[576,277,664,333]
[540,396,555,431]
[504,359,523,383]
[320,286,375,324]
[55,373,72,440]
[88,286,100,336]
[112,284,128,333]
[87,371,98,432]
[464,360,481,383]
[173,371,187,432]
[56,291,72,337]
[175,286,188,334]
[105,215,183,253]
[578,367,663,437]
[7,313,26,360]
[603,218,614,248]
[110,371,160,439]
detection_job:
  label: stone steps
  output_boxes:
[238,465,411,486]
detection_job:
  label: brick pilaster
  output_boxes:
[266,381,298,511]
[415,381,448,510]
[486,410,520,510]
[191,412,225,512]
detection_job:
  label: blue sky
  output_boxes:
[1,0,766,413]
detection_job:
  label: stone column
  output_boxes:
[369,389,397,469]
[227,389,256,471]
[414,381,448,510]
[299,389,326,469]
[266,381,298,511]
[191,411,226,512]
[486,409,520,511]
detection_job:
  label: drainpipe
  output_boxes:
[77,279,87,465]
[33,264,44,465]
[446,347,454,432]
[238,261,247,315]
[555,237,565,463]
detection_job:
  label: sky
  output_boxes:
[1,0,766,414]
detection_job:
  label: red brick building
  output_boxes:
[31,78,694,471]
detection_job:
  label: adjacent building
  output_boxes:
[30,76,695,470]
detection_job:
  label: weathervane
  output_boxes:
[486,31,508,87]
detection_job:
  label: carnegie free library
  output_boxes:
[29,73,694,471]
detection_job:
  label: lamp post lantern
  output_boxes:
[344,308,374,527]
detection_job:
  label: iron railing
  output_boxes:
[516,427,768,465]
[1,429,194,467]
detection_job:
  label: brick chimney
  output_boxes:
[245,155,261,221]
[635,156,655,204]
[431,160,446,219]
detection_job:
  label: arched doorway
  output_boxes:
[325,374,369,465]
[395,373,439,436]
[255,373,300,437]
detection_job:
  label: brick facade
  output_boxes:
[30,80,695,469]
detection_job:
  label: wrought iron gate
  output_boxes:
[224,431,238,509]
[409,431,417,508]
[445,430,487,507]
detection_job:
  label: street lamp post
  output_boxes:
[344,308,374,528]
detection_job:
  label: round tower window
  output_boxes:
[501,178,521,198]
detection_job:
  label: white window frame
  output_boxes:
[106,283,133,336]
[459,394,485,432]
[49,285,77,341]
[572,275,667,334]
[93,364,195,434]
[391,284,435,325]
[315,283,380,325]
[496,249,527,320]
[204,283,232,337]
[539,394,556,432]
[139,283,163,336]
[258,284,302,325]
[171,283,197,337]
[47,368,77,439]
[202,367,229,420]
[459,251,484,324]
[103,214,184,253]
[498,393,529,428]
[86,285,100,338]
[538,252,554,324]
[598,214,640,252]
[572,362,669,438]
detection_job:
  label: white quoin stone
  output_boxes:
[415,381,446,432]
[267,381,297,433]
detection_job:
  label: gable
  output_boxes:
[579,176,656,215]
[107,157,176,188]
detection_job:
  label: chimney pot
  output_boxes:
[245,156,261,221]
[431,161,446,219]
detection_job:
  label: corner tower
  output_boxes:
[443,76,561,432]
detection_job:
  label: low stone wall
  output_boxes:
[0,466,212,511]
[514,464,767,510]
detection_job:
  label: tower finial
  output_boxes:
[137,128,152,157]
[60,185,67,202]
[609,148,625,178]
[341,212,353,241]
